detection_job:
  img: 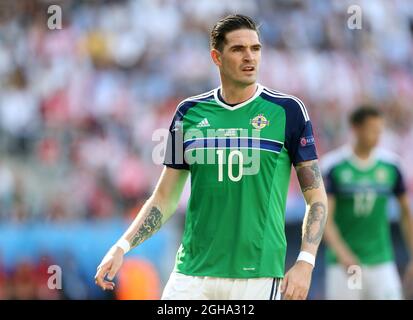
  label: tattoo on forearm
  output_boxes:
[297,161,322,192]
[303,202,327,245]
[131,206,163,248]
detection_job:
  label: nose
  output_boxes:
[243,49,253,62]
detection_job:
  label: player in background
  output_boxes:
[95,14,327,300]
[322,106,413,299]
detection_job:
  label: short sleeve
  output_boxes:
[163,109,189,170]
[324,169,338,195]
[393,166,406,196]
[285,100,318,166]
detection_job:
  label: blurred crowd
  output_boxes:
[0,0,412,299]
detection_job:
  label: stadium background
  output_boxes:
[0,0,412,299]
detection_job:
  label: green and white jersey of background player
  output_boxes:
[163,84,318,279]
[321,145,407,265]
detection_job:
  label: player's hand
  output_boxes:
[403,260,413,280]
[280,261,313,300]
[338,251,360,270]
[402,260,413,298]
[94,246,124,291]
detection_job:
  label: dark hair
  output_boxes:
[210,14,259,51]
[349,106,383,126]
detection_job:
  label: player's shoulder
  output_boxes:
[260,85,309,121]
[175,89,215,117]
[375,148,402,169]
[320,145,352,174]
[183,89,215,104]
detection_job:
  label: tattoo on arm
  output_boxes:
[303,202,327,245]
[131,206,163,248]
[297,161,322,192]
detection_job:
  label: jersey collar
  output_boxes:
[213,83,263,111]
[349,147,378,171]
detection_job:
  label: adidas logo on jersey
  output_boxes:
[197,118,210,128]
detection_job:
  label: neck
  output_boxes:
[220,80,257,104]
[353,143,373,160]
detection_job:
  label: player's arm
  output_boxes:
[323,195,360,268]
[94,166,189,291]
[281,159,328,300]
[397,193,413,283]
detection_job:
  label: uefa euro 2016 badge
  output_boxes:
[250,114,270,130]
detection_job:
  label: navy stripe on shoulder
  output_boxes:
[261,88,309,121]
[260,90,305,121]
[175,91,214,120]
[261,88,318,165]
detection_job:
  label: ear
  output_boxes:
[210,49,222,66]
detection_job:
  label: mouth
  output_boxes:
[241,66,255,72]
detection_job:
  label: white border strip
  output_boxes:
[213,84,264,111]
[176,91,215,116]
[184,146,281,154]
[184,136,284,145]
[263,88,309,121]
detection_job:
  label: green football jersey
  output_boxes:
[322,146,406,265]
[164,84,318,278]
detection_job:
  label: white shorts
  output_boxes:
[161,272,282,300]
[325,262,403,300]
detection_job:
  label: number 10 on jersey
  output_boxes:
[217,149,244,182]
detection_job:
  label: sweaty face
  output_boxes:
[214,29,261,86]
[354,117,384,149]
